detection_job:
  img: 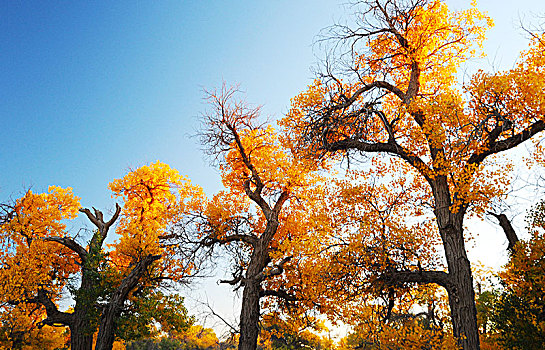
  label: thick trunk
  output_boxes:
[434,179,479,350]
[238,281,261,350]
[95,254,160,350]
[69,318,94,350]
[447,258,480,350]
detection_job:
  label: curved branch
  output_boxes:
[31,289,73,327]
[469,120,545,165]
[43,237,87,263]
[325,138,434,183]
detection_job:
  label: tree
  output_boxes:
[257,312,333,350]
[281,0,545,348]
[196,85,321,350]
[0,303,68,350]
[0,162,200,350]
[490,201,545,349]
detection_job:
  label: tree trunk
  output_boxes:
[238,280,261,350]
[69,318,94,350]
[435,205,479,349]
[433,177,480,350]
[95,254,160,350]
[443,232,480,350]
[95,305,117,350]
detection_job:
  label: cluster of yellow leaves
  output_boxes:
[221,125,319,197]
[258,312,333,350]
[174,325,219,349]
[110,161,205,269]
[366,0,492,94]
[283,0,539,224]
[0,304,68,350]
[337,285,458,350]
[261,157,448,322]
[0,186,80,303]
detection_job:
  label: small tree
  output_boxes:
[0,162,200,350]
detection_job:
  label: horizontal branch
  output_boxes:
[378,269,454,293]
[260,289,297,302]
[201,233,258,247]
[43,236,87,263]
[219,274,243,286]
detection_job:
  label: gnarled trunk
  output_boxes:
[69,316,94,350]
[238,280,261,350]
[434,181,479,350]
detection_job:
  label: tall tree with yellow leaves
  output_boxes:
[197,85,321,350]
[282,0,545,348]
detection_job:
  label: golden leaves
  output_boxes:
[0,187,81,303]
[110,161,205,267]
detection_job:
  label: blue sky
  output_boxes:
[2,0,545,332]
[1,1,344,208]
[2,0,544,208]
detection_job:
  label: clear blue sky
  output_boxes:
[1,0,544,331]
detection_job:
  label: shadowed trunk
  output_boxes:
[238,280,261,350]
[434,180,479,350]
[95,254,161,350]
[69,316,94,350]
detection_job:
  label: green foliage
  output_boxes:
[116,291,193,342]
[476,290,498,335]
[69,232,113,336]
[488,200,545,349]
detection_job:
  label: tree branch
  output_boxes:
[31,289,73,327]
[201,233,258,247]
[469,120,545,165]
[378,270,454,293]
[324,138,434,183]
[79,203,121,247]
[488,212,520,251]
[259,289,297,302]
[43,237,88,264]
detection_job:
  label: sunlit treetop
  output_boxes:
[109,161,206,267]
[281,0,544,218]
[0,187,81,302]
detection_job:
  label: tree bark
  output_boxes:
[69,316,94,350]
[238,280,261,350]
[95,254,161,350]
[443,228,480,350]
[434,180,480,350]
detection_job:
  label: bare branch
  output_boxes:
[43,236,88,263]
[488,212,520,251]
[260,289,297,302]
